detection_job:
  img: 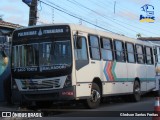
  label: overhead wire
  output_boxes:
[69,0,159,36]
[54,0,131,35]
[99,0,160,31]
[66,0,147,35]
[38,0,159,38]
[46,0,136,37]
[38,0,117,34]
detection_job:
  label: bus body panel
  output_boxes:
[73,31,102,98]
[102,82,133,95]
[11,24,156,105]
[155,46,160,92]
[144,42,160,92]
[126,63,137,80]
[113,62,128,81]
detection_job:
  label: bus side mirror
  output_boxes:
[76,37,82,49]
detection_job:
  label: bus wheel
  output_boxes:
[86,83,101,109]
[132,81,141,102]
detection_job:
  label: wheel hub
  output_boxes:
[135,87,140,94]
[91,89,100,102]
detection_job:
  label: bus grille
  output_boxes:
[20,79,60,90]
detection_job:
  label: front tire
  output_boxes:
[86,83,101,109]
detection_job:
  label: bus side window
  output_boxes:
[74,36,88,60]
[126,42,136,63]
[88,35,100,60]
[74,36,89,70]
[145,46,154,65]
[100,37,113,61]
[114,40,126,62]
[135,45,145,64]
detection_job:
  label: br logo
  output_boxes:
[139,4,155,23]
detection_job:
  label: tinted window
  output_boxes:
[114,40,125,62]
[89,35,100,60]
[136,45,143,54]
[115,41,123,51]
[127,43,134,53]
[126,43,135,63]
[102,38,112,49]
[75,37,88,60]
[89,36,99,47]
[145,46,153,64]
[101,37,113,61]
[136,45,144,64]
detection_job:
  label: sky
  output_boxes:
[0,0,160,38]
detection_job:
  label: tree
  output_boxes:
[136,33,142,38]
[0,15,3,21]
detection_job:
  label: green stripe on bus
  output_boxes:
[111,61,155,81]
[112,61,117,80]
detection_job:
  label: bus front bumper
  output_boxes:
[12,86,76,103]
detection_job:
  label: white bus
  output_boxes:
[11,24,156,108]
[148,42,160,95]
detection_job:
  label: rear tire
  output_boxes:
[132,81,141,102]
[85,83,101,109]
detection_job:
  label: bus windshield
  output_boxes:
[12,40,72,68]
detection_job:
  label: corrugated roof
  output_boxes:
[0,20,22,29]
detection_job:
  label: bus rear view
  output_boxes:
[11,25,74,106]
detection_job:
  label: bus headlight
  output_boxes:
[64,75,72,88]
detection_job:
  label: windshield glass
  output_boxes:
[39,40,71,65]
[12,40,72,68]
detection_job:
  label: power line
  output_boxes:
[45,0,137,37]
[66,0,141,33]
[99,0,160,31]
[68,0,159,36]
[39,0,144,37]
[62,0,136,36]
[39,0,159,38]
[38,0,116,34]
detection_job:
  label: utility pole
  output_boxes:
[114,1,116,14]
[52,8,54,24]
[28,0,38,26]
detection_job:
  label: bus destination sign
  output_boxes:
[18,28,64,37]
[13,25,70,40]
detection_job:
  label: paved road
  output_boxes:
[0,93,158,120]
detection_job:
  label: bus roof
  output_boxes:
[13,23,153,47]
